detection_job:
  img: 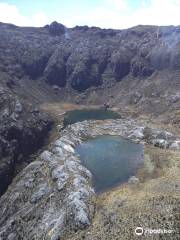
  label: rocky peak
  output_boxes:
[47,21,66,35]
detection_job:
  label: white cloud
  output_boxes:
[0,2,49,27]
[58,0,180,29]
[105,0,128,11]
[31,12,49,27]
[130,0,180,27]
[91,0,180,28]
[0,1,180,29]
[57,0,129,29]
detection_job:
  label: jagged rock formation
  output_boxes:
[0,22,180,193]
[0,119,179,240]
[0,21,180,239]
[0,23,180,91]
[0,22,179,119]
[0,85,53,196]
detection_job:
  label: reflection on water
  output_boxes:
[75,135,144,193]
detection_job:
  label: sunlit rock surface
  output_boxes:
[0,119,179,239]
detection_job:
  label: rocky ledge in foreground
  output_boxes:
[0,119,179,240]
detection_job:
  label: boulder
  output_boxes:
[128,176,140,184]
[168,92,180,103]
[152,139,169,149]
[14,100,23,113]
[169,141,180,150]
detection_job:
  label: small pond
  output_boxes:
[63,109,120,127]
[75,135,144,193]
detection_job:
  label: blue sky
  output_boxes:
[0,0,179,29]
[1,0,141,15]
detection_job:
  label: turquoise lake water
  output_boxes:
[75,135,144,193]
[63,109,120,126]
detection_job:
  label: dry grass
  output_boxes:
[39,101,180,239]
[66,147,180,240]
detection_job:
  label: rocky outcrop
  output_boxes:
[48,21,66,36]
[66,47,107,91]
[0,21,179,240]
[21,51,50,79]
[110,48,132,81]
[70,61,102,91]
[131,56,154,77]
[0,118,179,240]
[0,21,179,176]
[62,119,179,150]
[169,92,180,103]
[0,123,96,240]
[0,88,53,196]
[0,22,180,92]
[44,48,67,86]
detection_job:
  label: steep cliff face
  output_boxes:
[0,22,179,110]
[0,22,180,92]
[0,86,53,195]
[0,21,180,196]
[0,21,180,239]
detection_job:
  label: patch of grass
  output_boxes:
[66,145,180,240]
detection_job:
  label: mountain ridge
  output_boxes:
[0,21,179,195]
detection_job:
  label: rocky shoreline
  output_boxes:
[0,119,179,240]
[0,20,179,240]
